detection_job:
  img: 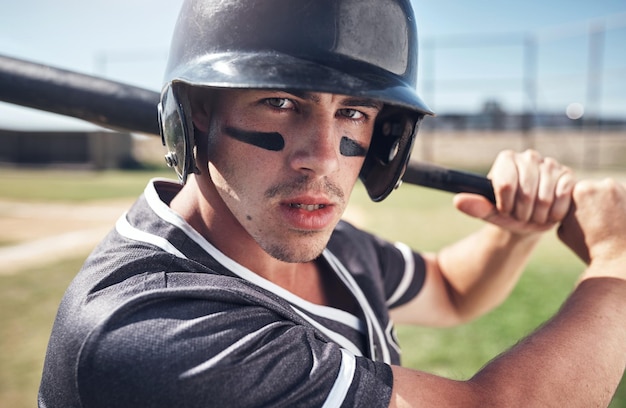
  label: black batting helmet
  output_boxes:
[158,0,433,201]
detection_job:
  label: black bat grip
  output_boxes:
[402,162,496,204]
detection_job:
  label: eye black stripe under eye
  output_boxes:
[224,127,285,151]
[224,127,366,157]
[340,136,367,157]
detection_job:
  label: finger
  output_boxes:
[511,150,542,223]
[453,192,497,220]
[488,150,519,215]
[548,167,576,222]
[530,157,562,224]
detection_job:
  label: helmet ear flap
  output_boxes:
[360,109,423,202]
[158,83,197,184]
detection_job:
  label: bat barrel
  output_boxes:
[0,55,160,135]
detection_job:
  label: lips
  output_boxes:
[280,198,336,230]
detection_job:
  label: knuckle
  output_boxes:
[534,196,552,211]
[495,180,516,197]
[522,149,542,163]
[601,177,619,188]
[561,164,574,175]
[496,149,516,161]
[572,179,596,198]
[572,179,610,200]
[540,157,559,171]
[554,186,572,201]
[515,190,534,207]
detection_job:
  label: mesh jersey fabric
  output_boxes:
[38,179,426,408]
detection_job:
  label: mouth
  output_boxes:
[280,198,336,230]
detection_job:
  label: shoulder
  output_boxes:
[75,272,393,408]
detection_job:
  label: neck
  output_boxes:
[169,176,356,312]
[170,177,319,292]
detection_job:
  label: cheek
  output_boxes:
[208,140,273,202]
[335,155,367,196]
[205,136,243,193]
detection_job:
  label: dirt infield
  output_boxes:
[0,197,370,276]
[0,199,132,275]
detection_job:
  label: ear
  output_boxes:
[188,88,212,132]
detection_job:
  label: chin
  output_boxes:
[264,241,327,264]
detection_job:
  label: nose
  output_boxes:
[288,115,340,177]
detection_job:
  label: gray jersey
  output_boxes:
[39,179,426,408]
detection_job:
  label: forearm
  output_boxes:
[391,275,626,408]
[470,275,626,407]
[437,223,542,320]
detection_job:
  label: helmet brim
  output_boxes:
[166,51,433,117]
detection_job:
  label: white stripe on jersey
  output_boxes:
[115,214,187,260]
[324,250,391,364]
[322,349,356,408]
[179,321,287,378]
[291,307,363,357]
[385,242,415,307]
[385,320,401,355]
[144,178,210,244]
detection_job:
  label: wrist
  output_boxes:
[486,223,543,248]
[581,254,626,282]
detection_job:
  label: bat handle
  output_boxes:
[402,162,496,204]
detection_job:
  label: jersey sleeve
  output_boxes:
[329,221,426,309]
[380,241,427,309]
[76,273,394,408]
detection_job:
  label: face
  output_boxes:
[191,88,382,263]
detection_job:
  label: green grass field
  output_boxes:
[1,168,624,407]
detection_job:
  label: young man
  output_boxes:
[39,0,626,407]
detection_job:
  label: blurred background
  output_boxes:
[1,0,625,406]
[0,0,624,169]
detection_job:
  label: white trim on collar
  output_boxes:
[141,179,366,334]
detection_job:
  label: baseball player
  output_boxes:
[39,0,626,407]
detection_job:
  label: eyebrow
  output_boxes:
[281,90,384,110]
[342,97,384,110]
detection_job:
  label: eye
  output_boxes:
[338,108,365,120]
[265,98,294,109]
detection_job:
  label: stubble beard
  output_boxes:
[259,229,329,263]
[260,176,345,263]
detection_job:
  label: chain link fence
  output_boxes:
[414,13,626,172]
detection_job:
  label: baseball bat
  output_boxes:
[0,54,495,203]
[0,54,160,135]
[402,162,495,203]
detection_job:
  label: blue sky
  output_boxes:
[0,0,625,130]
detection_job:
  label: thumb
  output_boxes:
[453,193,497,220]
